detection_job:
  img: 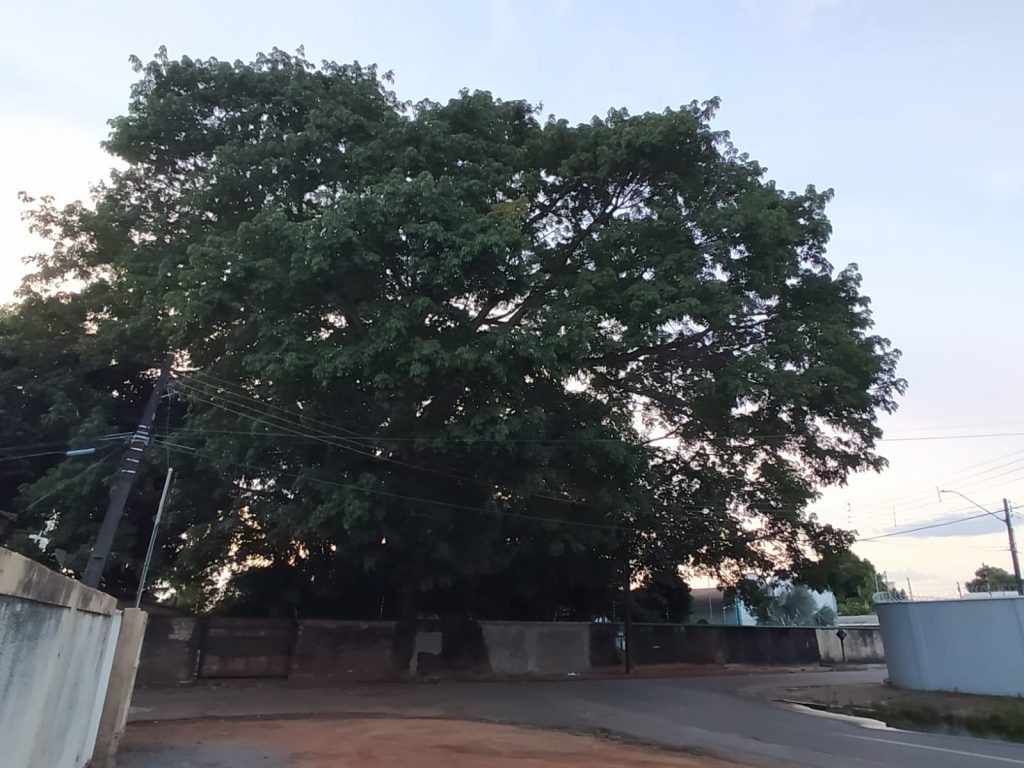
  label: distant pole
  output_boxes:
[83,354,174,588]
[906,578,914,601]
[134,467,173,607]
[1003,499,1023,596]
[957,581,962,598]
[938,490,1021,597]
[623,533,633,675]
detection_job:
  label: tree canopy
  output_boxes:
[799,548,880,615]
[966,563,1018,593]
[753,583,837,628]
[0,49,903,618]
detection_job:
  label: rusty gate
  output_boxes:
[197,617,295,678]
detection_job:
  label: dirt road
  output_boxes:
[119,717,738,768]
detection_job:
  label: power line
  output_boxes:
[182,370,995,523]
[153,437,759,523]
[829,448,1024,521]
[176,369,370,438]
[857,538,1008,551]
[0,433,132,455]
[175,369,1024,445]
[154,438,626,532]
[16,449,120,515]
[859,511,997,541]
[171,379,585,507]
[154,419,857,520]
[879,432,1024,442]
[154,439,801,550]
[0,447,103,464]
[156,418,1014,526]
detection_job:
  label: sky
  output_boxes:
[2,0,1023,594]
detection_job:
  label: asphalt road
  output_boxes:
[129,668,1024,768]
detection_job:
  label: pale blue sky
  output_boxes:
[2,0,1023,592]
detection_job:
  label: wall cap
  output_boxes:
[0,547,116,615]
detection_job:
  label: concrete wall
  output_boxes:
[136,616,885,685]
[135,615,201,686]
[480,621,591,675]
[290,620,398,683]
[198,617,294,678]
[628,624,822,666]
[877,597,1024,696]
[815,627,885,664]
[0,548,129,768]
[93,608,149,767]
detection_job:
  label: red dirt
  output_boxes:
[124,716,742,767]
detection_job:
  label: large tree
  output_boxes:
[2,48,903,616]
[799,548,880,615]
[966,563,1018,593]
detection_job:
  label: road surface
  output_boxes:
[129,668,1024,767]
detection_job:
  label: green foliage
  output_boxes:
[966,563,1019,593]
[1,48,903,614]
[755,583,836,627]
[801,548,879,615]
[631,570,693,623]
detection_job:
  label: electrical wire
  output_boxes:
[0,449,93,464]
[0,433,132,455]
[859,512,997,541]
[168,375,884,519]
[828,449,1024,521]
[154,439,805,551]
[173,370,1024,528]
[15,448,120,515]
[177,369,1024,445]
[176,369,369,438]
[154,438,626,531]
[171,379,585,507]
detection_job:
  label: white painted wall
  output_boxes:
[876,596,1024,696]
[0,548,140,768]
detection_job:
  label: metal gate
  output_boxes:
[197,617,295,678]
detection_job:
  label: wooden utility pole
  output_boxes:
[1003,498,1023,596]
[82,354,173,588]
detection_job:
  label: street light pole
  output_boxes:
[939,489,1023,596]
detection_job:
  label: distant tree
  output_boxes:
[739,581,836,627]
[631,569,693,623]
[966,563,1018,593]
[801,548,879,615]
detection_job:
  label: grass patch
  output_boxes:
[781,684,1024,743]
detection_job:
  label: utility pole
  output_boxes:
[83,354,173,588]
[623,533,633,675]
[1003,498,1023,596]
[134,467,174,607]
[939,490,1023,599]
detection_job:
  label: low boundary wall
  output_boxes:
[0,548,147,768]
[138,615,884,686]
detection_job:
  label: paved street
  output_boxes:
[128,668,1024,768]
